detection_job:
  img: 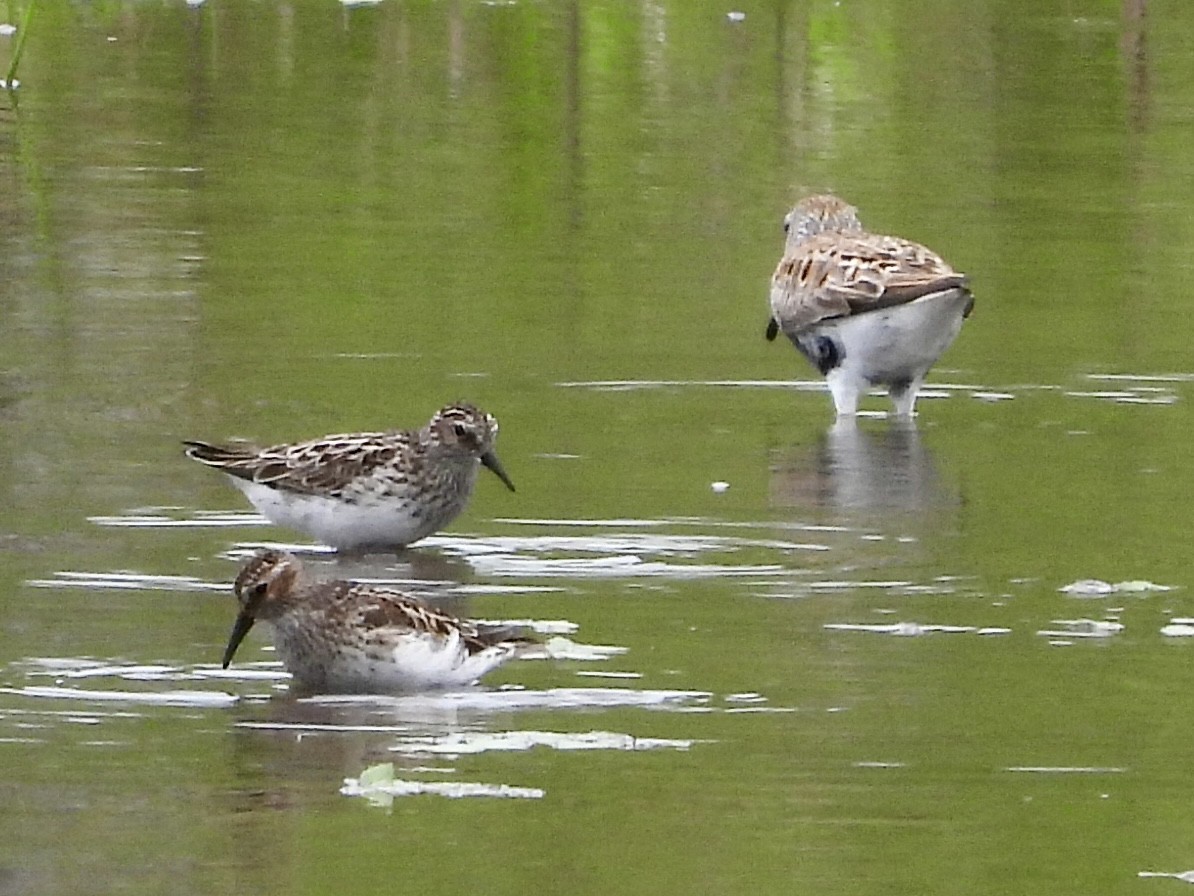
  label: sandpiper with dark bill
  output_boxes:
[184,402,515,551]
[221,549,536,693]
[766,194,974,417]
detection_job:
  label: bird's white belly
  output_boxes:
[818,288,969,383]
[275,627,516,693]
[232,480,456,550]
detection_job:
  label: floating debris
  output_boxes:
[341,762,544,809]
[1139,870,1194,883]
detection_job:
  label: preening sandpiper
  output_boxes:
[766,194,974,417]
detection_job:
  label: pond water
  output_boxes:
[3,1,1194,894]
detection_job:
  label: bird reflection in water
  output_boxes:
[769,417,961,520]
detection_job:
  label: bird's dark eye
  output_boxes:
[453,423,468,438]
[782,218,791,234]
[252,582,268,598]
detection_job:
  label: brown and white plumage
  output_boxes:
[766,195,974,416]
[184,403,515,551]
[222,549,535,693]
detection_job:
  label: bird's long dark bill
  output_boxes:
[481,450,516,492]
[221,610,257,669]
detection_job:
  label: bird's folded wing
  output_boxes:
[185,433,404,495]
[353,589,459,635]
[770,233,968,334]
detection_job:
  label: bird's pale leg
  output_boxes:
[826,370,863,417]
[889,377,923,417]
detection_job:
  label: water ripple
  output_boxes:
[2,686,238,708]
[25,571,229,592]
[386,729,705,756]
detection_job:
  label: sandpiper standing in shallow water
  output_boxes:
[184,403,515,551]
[765,194,974,417]
[221,549,535,693]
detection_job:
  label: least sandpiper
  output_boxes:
[184,403,515,551]
[766,194,974,416]
[221,549,535,693]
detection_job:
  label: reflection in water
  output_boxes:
[237,687,710,735]
[1120,0,1149,134]
[769,418,960,519]
[222,687,714,807]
